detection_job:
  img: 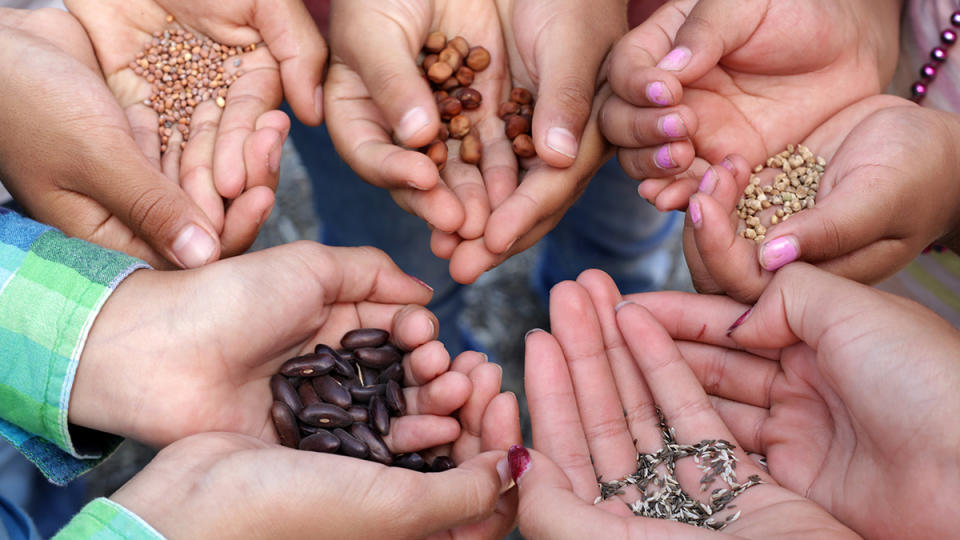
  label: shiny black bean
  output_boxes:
[334,428,369,459]
[312,375,352,409]
[354,346,402,369]
[284,376,303,388]
[385,379,407,416]
[377,362,404,385]
[341,328,390,350]
[358,365,380,387]
[430,456,456,472]
[270,374,303,414]
[270,401,300,449]
[297,381,321,407]
[370,395,391,436]
[349,384,383,403]
[332,355,356,379]
[347,406,369,424]
[393,452,426,471]
[299,430,340,453]
[350,423,393,465]
[279,353,335,377]
[298,403,353,429]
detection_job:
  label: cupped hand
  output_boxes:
[70,241,470,454]
[0,8,225,269]
[600,0,901,211]
[324,0,514,243]
[684,94,960,302]
[65,0,326,258]
[514,270,858,539]
[626,263,960,539]
[110,431,514,539]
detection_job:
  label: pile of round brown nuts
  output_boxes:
[499,88,536,158]
[737,144,825,243]
[418,32,490,169]
[269,328,455,472]
[129,16,254,153]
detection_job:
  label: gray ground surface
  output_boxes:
[83,140,693,536]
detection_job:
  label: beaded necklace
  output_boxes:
[910,8,960,102]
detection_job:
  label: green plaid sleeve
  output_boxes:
[0,208,149,485]
[53,498,166,540]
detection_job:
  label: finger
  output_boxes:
[616,141,695,182]
[388,304,440,351]
[449,350,488,378]
[606,6,690,104]
[440,139,491,240]
[675,341,776,407]
[181,99,226,232]
[219,184,275,256]
[385,415,460,454]
[430,229,461,259]
[453,362,504,461]
[482,392,523,452]
[600,96,696,148]
[405,370,472,417]
[708,396,768,454]
[405,341,453,386]
[124,104,162,170]
[250,0,327,125]
[241,114,288,195]
[523,329,598,501]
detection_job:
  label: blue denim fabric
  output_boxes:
[0,442,83,539]
[287,119,680,357]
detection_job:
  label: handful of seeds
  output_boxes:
[737,144,826,243]
[595,409,763,531]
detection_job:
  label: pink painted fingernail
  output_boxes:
[726,306,754,336]
[408,274,434,292]
[614,300,634,312]
[720,158,736,175]
[508,445,531,482]
[659,113,686,138]
[759,235,799,271]
[655,144,675,169]
[647,81,673,106]
[688,197,703,227]
[698,168,718,195]
[656,46,692,71]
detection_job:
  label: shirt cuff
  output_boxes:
[52,498,166,540]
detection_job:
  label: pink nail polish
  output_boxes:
[720,158,736,175]
[655,144,675,169]
[659,114,686,138]
[508,445,531,482]
[698,168,718,195]
[688,198,702,227]
[409,274,434,292]
[647,81,672,106]
[726,306,754,336]
[656,46,692,72]
[760,236,799,271]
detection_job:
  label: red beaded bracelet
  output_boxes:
[910,10,960,102]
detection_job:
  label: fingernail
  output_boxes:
[172,224,217,268]
[268,138,282,175]
[655,144,675,169]
[257,204,273,226]
[545,127,578,159]
[313,84,324,120]
[726,306,754,336]
[614,300,634,312]
[524,328,545,340]
[409,274,434,292]
[698,167,718,195]
[657,46,692,71]
[688,197,702,227]
[720,158,736,175]
[759,235,799,271]
[659,113,686,138]
[397,106,431,142]
[496,458,515,494]
[646,81,672,106]
[507,445,531,482]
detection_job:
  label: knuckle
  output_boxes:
[126,187,181,238]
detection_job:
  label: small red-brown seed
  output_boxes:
[519,104,534,117]
[448,36,470,57]
[465,46,491,71]
[498,101,520,119]
[512,134,536,158]
[460,133,482,164]
[438,47,463,71]
[441,77,460,91]
[448,115,471,139]
[458,88,482,110]
[437,97,463,120]
[424,31,446,53]
[426,140,448,169]
[434,90,449,103]
[427,61,454,84]
[510,87,533,105]
[504,114,531,139]
[422,53,439,72]
[455,66,475,86]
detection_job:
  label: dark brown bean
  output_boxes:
[437,123,450,142]
[426,140,448,169]
[332,356,356,379]
[370,395,391,436]
[358,365,380,387]
[298,403,353,429]
[394,452,427,471]
[341,328,390,350]
[422,53,439,72]
[349,384,383,403]
[284,375,303,388]
[355,346,402,369]
[347,406,369,424]
[279,353,335,377]
[299,430,340,453]
[270,374,303,414]
[504,114,531,139]
[297,381,321,407]
[512,134,536,158]
[385,379,407,416]
[334,428,369,459]
[434,89,449,103]
[313,375,353,409]
[378,362,404,385]
[510,87,533,105]
[465,46,490,71]
[448,36,470,57]
[271,401,300,449]
[351,423,393,465]
[430,455,457,472]
[455,66,474,86]
[458,88,482,110]
[441,77,460,91]
[427,61,453,84]
[437,97,463,120]
[438,47,462,71]
[519,104,534,117]
[460,133,482,164]
[498,101,520,119]
[448,115,471,139]
[424,31,446,53]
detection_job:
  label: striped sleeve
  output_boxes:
[0,207,149,485]
[52,498,166,540]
